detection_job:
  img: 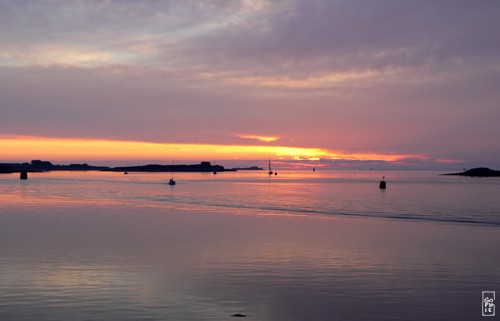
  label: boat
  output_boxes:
[124,171,128,175]
[268,158,273,175]
[168,161,176,185]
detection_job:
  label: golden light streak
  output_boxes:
[196,69,388,89]
[0,136,422,163]
[237,134,280,142]
[4,49,114,68]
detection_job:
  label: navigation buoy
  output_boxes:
[379,176,386,189]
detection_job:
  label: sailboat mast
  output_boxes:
[168,160,176,185]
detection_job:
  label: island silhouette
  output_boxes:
[0,160,263,174]
[443,167,500,177]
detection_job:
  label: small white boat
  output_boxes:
[169,161,176,185]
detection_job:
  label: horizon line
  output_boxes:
[0,135,430,164]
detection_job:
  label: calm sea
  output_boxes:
[1,170,499,320]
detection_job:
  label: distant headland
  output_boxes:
[0,160,263,174]
[443,167,500,177]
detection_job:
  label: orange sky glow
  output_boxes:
[1,2,499,169]
[0,136,423,163]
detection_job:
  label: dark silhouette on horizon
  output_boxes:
[0,160,108,173]
[443,167,500,177]
[0,160,263,174]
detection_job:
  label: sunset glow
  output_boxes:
[0,136,420,163]
[1,1,499,168]
[237,134,280,142]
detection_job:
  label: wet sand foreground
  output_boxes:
[1,202,499,321]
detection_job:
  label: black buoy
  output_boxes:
[20,171,28,180]
[275,171,277,175]
[313,167,316,172]
[379,176,386,189]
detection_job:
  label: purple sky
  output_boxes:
[1,0,500,167]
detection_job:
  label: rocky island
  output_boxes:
[109,161,228,173]
[0,160,108,173]
[0,160,262,174]
[443,167,500,177]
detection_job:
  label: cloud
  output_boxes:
[237,134,280,142]
[0,135,425,163]
[179,0,500,89]
[1,0,500,166]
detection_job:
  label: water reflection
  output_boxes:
[1,171,500,320]
[2,170,500,225]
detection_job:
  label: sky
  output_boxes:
[1,0,500,168]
